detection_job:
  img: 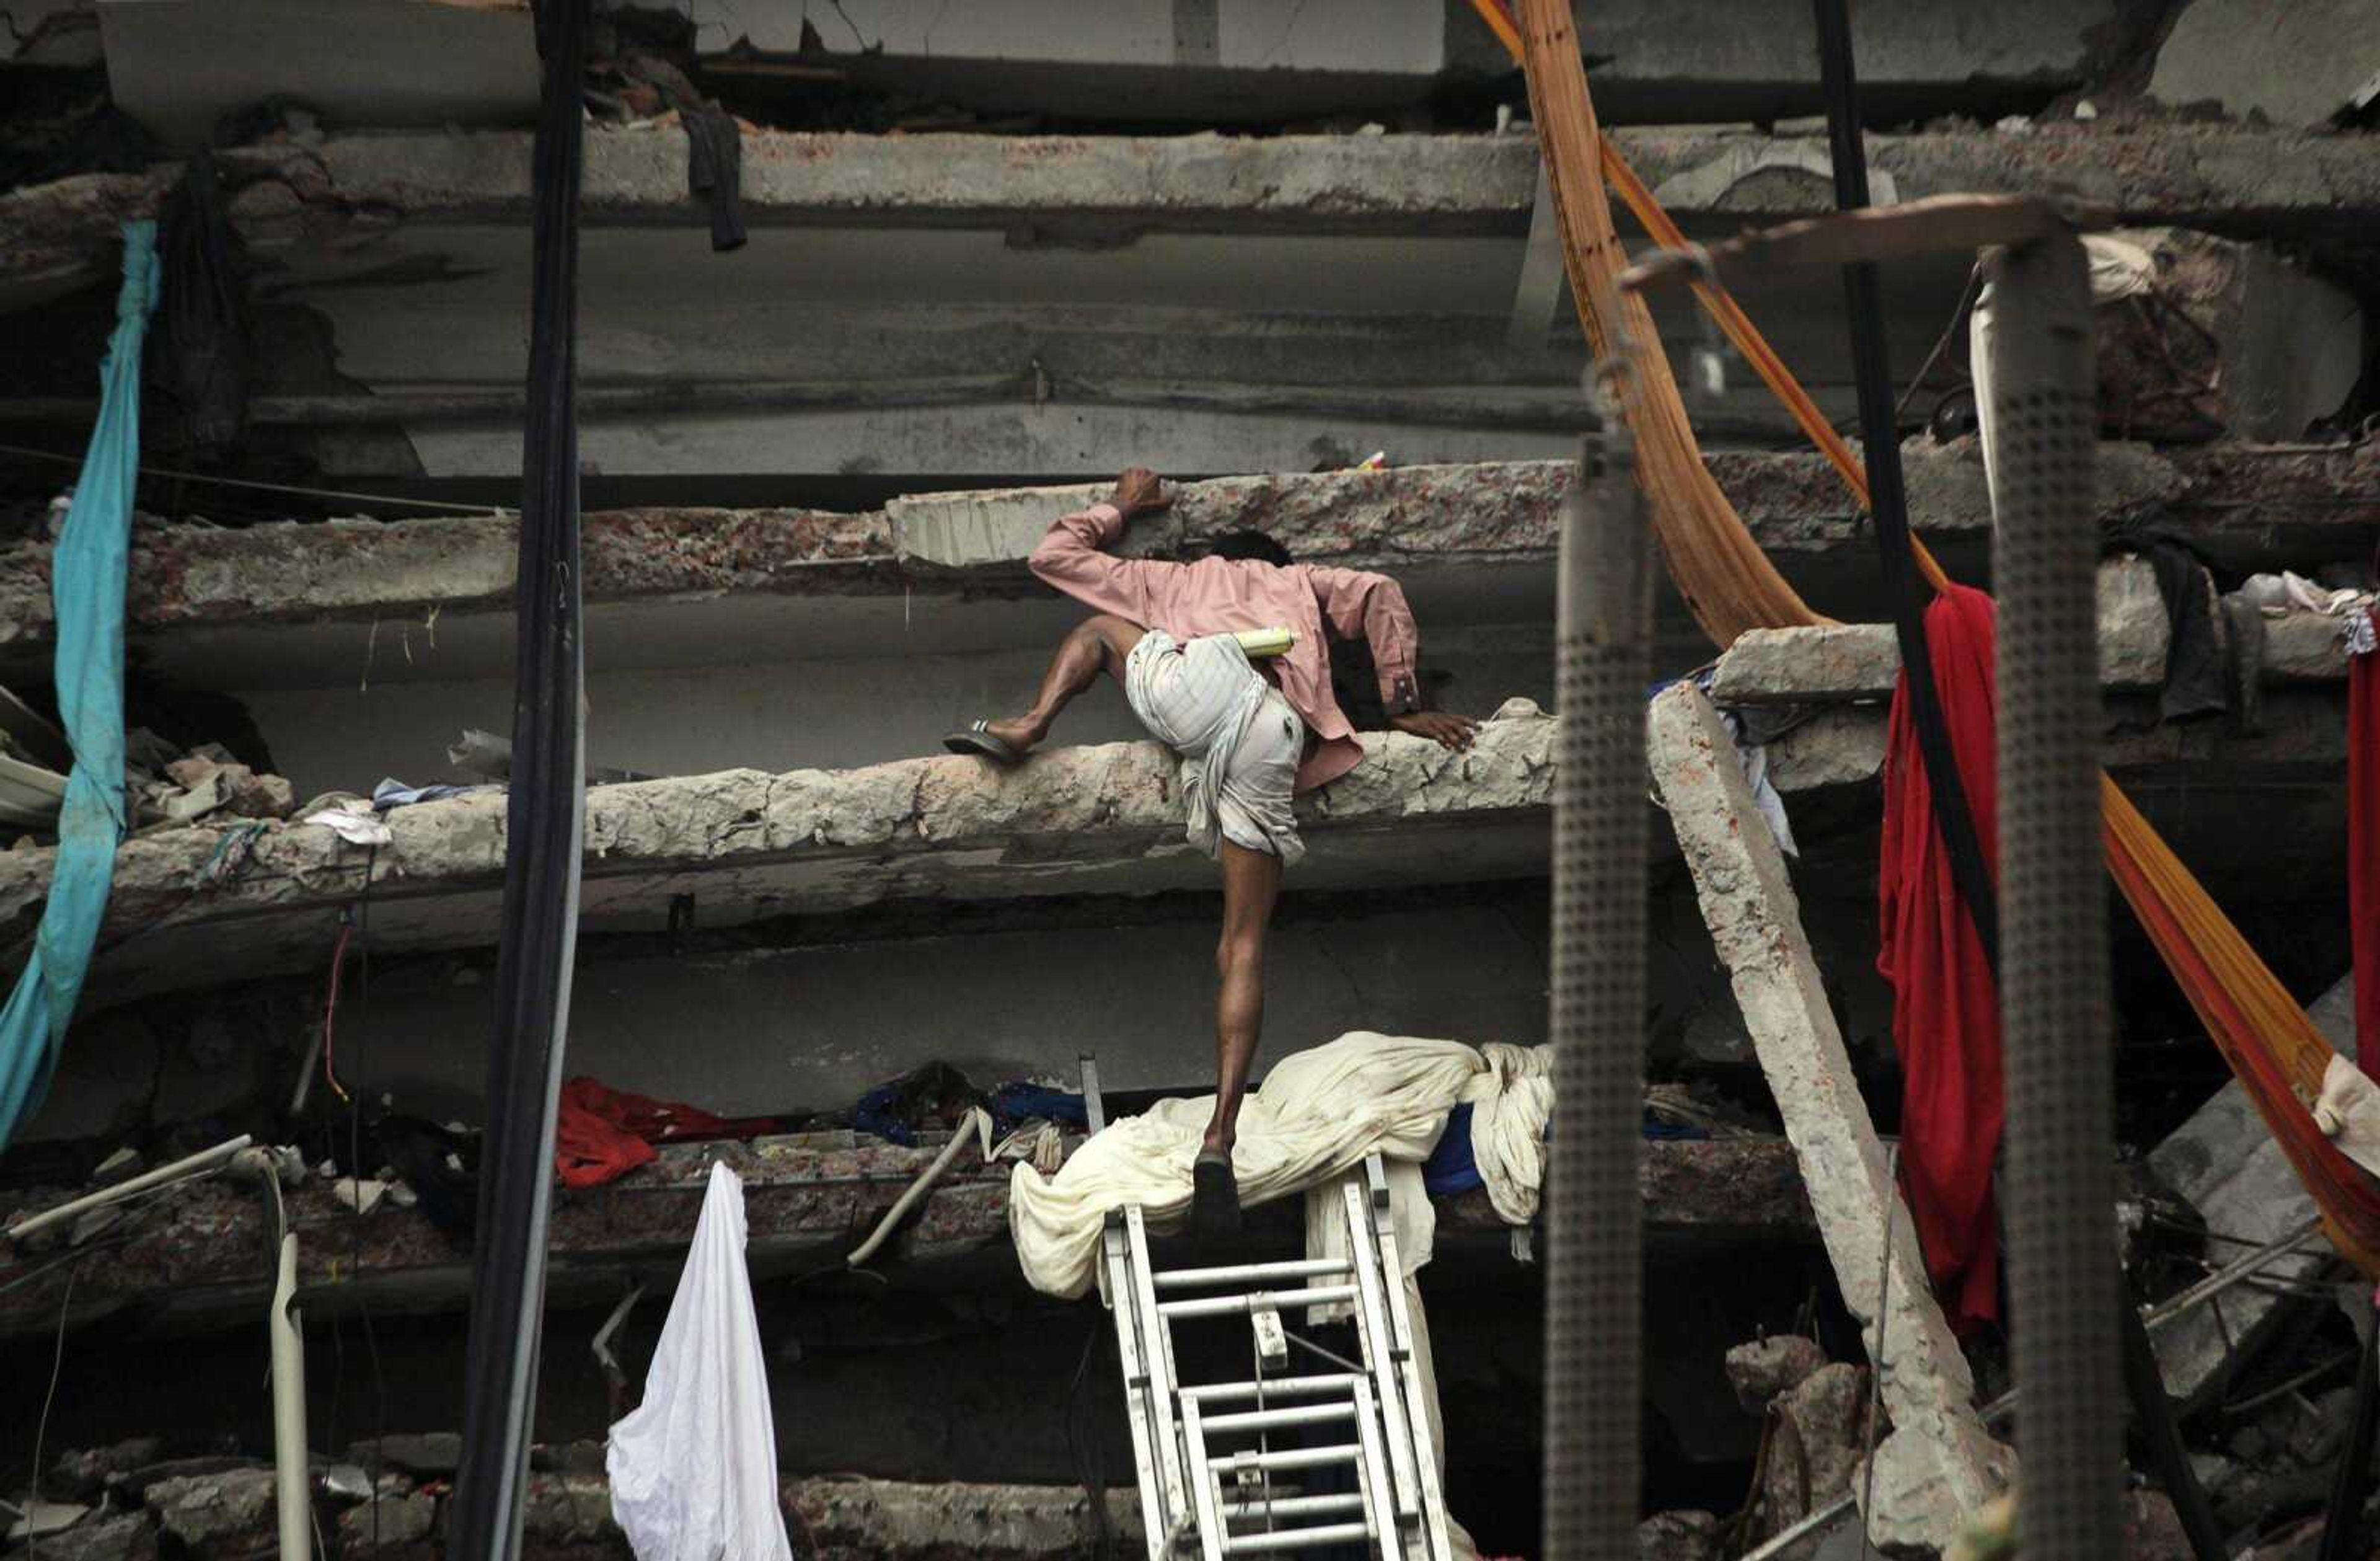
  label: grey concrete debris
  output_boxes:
[335,1490,437,1555]
[144,1469,278,1556]
[1711,557,2361,704]
[348,1431,462,1477]
[1647,683,2009,1553]
[1755,1363,1870,1552]
[2150,0,2380,127]
[0,705,1566,998]
[49,1437,165,1501]
[25,1511,157,1561]
[1636,1509,1722,1561]
[2148,971,2353,1412]
[0,440,2367,657]
[1725,1333,1831,1412]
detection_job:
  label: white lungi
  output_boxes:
[1123,630,1305,864]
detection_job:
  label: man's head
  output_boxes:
[1204,529,1293,568]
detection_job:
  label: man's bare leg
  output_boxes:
[1204,839,1284,1157]
[981,614,1145,756]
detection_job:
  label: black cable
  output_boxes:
[1810,11,2218,1560]
[450,1,591,1555]
[1809,0,1999,973]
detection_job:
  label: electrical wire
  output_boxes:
[21,1258,78,1561]
[0,442,508,516]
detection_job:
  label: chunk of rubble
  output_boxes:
[2146,971,2353,1411]
[1724,1333,1830,1412]
[144,1468,278,1557]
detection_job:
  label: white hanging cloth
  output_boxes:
[607,1161,794,1561]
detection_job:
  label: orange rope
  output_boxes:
[1478,0,2380,1273]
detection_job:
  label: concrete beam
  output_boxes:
[9,122,2378,298]
[1,707,1566,998]
[1,441,2369,657]
[0,1131,1813,1340]
[0,682,2346,1003]
[1710,557,2361,704]
[1646,684,2008,1552]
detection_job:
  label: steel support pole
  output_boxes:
[1542,413,1652,1558]
[1986,229,2120,1561]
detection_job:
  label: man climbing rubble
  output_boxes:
[944,466,1476,1235]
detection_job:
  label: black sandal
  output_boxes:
[942,720,1023,764]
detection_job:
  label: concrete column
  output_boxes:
[1646,681,2010,1552]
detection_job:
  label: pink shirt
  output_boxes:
[1029,502,1422,792]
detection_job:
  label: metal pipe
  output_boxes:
[1988,224,2118,1561]
[1153,1258,1351,1290]
[1218,1494,1365,1523]
[845,1107,986,1268]
[1158,1286,1357,1320]
[3,1134,252,1244]
[1182,1375,1364,1405]
[230,1146,309,1561]
[2143,1216,2325,1332]
[1203,1446,1360,1475]
[1222,1521,1373,1554]
[268,1231,311,1561]
[1201,1403,1357,1435]
[1543,397,1652,1560]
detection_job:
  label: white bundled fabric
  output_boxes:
[1008,1032,1555,1300]
[607,1162,793,1561]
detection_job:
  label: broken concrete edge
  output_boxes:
[0,713,1567,954]
[0,440,2370,648]
[0,1133,1814,1338]
[8,122,2378,280]
[52,1462,1148,1561]
[1711,555,2363,703]
[0,690,2347,991]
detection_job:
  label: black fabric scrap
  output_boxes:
[684,107,747,252]
[2110,515,2228,723]
[155,149,249,451]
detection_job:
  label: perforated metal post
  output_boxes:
[1985,228,2119,1561]
[1543,417,1651,1559]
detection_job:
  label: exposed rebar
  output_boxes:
[1986,228,2119,1561]
[1543,406,1652,1559]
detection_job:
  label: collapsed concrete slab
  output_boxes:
[1710,557,2361,704]
[1,440,2370,660]
[0,679,2347,1002]
[9,123,2378,300]
[2147,973,2355,1413]
[1646,684,2009,1552]
[0,1132,1810,1339]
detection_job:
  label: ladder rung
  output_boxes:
[1219,1493,1366,1523]
[1181,1374,1364,1405]
[1160,1286,1355,1319]
[1202,1401,1355,1435]
[1153,1257,1352,1290]
[1207,1444,1360,1474]
[1223,1521,1374,1554]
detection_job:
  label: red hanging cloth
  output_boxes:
[1876,583,2004,1332]
[2352,611,2380,1081]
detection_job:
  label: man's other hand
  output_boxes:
[1113,467,1171,520]
[1389,711,1479,751]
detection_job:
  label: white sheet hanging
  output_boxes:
[607,1161,794,1561]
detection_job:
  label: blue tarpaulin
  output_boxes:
[0,222,157,1150]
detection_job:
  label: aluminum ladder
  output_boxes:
[1101,1152,1456,1561]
